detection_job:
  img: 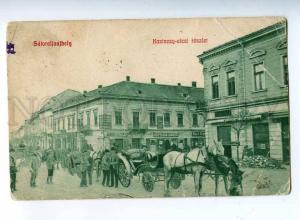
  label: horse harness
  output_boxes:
[173,148,207,173]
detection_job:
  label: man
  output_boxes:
[80,151,89,187]
[101,149,111,186]
[9,149,17,192]
[87,151,94,185]
[109,147,119,188]
[30,153,41,187]
[46,149,55,184]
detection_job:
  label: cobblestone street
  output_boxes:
[12,163,290,200]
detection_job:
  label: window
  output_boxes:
[192,114,198,127]
[177,113,184,127]
[72,115,75,129]
[115,111,122,125]
[93,109,98,126]
[78,113,83,128]
[53,120,56,131]
[149,112,156,127]
[227,71,236,96]
[215,110,232,117]
[283,55,288,85]
[86,111,91,127]
[67,117,71,130]
[164,112,170,127]
[133,112,139,128]
[254,63,265,91]
[62,118,65,130]
[212,75,219,99]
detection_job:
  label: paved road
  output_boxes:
[12,163,290,200]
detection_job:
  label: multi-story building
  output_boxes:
[12,77,205,152]
[54,77,205,151]
[198,21,289,161]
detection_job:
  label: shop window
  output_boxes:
[115,111,122,125]
[227,71,236,96]
[254,63,265,91]
[212,75,219,99]
[132,138,141,149]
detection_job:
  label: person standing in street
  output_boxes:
[101,149,110,187]
[9,149,18,192]
[109,147,119,188]
[46,150,55,184]
[30,153,41,187]
[80,150,89,187]
[87,151,94,185]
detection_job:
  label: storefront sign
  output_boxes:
[192,131,205,137]
[153,132,179,137]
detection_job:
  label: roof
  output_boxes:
[39,89,81,113]
[198,21,287,63]
[57,81,204,111]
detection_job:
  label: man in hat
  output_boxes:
[101,149,111,186]
[109,146,119,188]
[80,150,89,187]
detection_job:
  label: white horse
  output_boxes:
[163,147,207,196]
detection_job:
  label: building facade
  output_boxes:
[12,77,205,152]
[198,21,289,161]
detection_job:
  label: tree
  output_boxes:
[227,108,251,161]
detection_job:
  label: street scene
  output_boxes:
[8,18,290,199]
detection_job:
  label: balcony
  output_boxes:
[127,123,148,134]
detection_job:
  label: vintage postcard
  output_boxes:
[7,17,290,200]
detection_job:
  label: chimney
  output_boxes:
[177,83,181,86]
[192,81,197,87]
[151,78,155,84]
[98,85,103,88]
[126,75,130,81]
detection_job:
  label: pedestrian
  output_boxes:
[109,147,119,188]
[54,148,61,169]
[101,149,111,187]
[30,153,41,187]
[46,150,55,184]
[80,151,89,187]
[9,149,18,192]
[87,151,94,185]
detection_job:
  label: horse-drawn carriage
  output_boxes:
[117,145,182,192]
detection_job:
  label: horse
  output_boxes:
[163,140,244,196]
[163,147,207,196]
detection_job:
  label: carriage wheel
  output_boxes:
[119,163,131,187]
[142,172,154,192]
[170,173,181,189]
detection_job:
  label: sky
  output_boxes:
[7,17,284,130]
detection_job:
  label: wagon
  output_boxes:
[118,147,182,192]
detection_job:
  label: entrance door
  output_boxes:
[217,126,232,158]
[281,118,290,162]
[253,123,270,156]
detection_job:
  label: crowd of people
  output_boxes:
[9,143,122,193]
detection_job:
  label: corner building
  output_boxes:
[198,21,289,161]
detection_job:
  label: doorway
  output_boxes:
[217,126,232,158]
